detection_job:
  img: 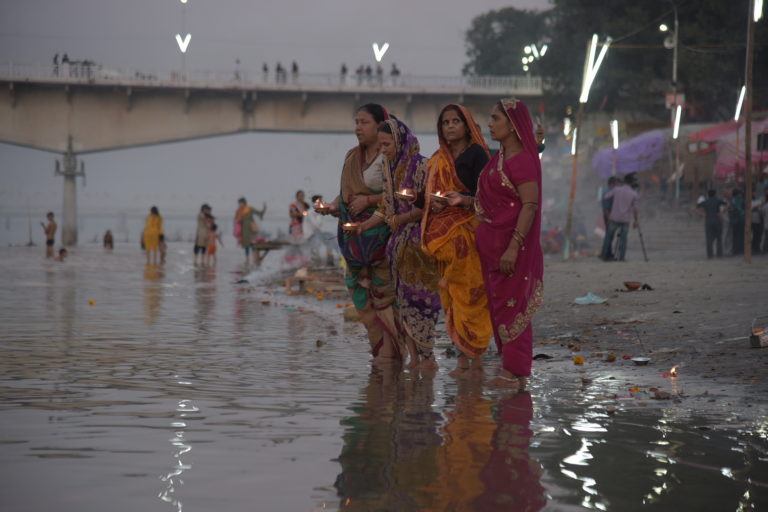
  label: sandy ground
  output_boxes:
[530,255,768,423]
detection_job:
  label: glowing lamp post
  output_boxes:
[610,120,619,175]
[734,85,746,121]
[743,0,764,263]
[563,34,611,260]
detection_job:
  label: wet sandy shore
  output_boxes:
[0,244,766,511]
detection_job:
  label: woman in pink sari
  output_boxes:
[474,98,543,389]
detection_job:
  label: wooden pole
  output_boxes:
[744,0,756,263]
[563,102,584,260]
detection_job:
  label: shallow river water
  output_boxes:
[0,245,766,511]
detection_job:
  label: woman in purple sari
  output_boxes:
[474,98,543,389]
[357,118,441,368]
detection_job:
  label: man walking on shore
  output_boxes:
[695,189,726,258]
[600,173,639,261]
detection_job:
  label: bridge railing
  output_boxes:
[1,62,542,94]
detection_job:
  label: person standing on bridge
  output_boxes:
[143,206,164,265]
[423,104,492,377]
[321,104,400,366]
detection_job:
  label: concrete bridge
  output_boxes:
[0,62,543,244]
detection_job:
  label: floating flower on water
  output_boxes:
[573,356,585,365]
[88,299,95,306]
[629,387,641,393]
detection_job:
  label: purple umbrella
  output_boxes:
[592,129,668,178]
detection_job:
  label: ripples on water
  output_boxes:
[0,245,766,511]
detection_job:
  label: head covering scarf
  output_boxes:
[337,105,398,359]
[475,98,544,377]
[420,105,493,360]
[378,118,441,356]
[421,104,489,248]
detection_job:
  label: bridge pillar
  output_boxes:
[55,137,85,246]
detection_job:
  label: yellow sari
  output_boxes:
[143,214,163,251]
[421,105,492,359]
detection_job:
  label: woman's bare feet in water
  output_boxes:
[372,355,401,366]
[488,368,526,390]
[448,353,470,378]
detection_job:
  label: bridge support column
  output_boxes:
[55,137,85,246]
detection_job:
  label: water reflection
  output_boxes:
[335,370,546,510]
[143,264,164,325]
[193,266,216,334]
[158,398,198,511]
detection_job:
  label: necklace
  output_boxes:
[363,147,378,168]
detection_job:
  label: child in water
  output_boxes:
[53,248,68,262]
[205,224,222,265]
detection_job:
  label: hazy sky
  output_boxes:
[0,0,547,223]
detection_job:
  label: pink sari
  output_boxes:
[474,99,543,377]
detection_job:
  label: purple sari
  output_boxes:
[377,119,441,357]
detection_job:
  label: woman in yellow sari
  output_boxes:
[143,206,164,265]
[421,104,492,376]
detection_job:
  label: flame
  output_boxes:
[670,365,678,377]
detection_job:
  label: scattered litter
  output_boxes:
[533,353,553,360]
[315,339,324,347]
[653,390,672,400]
[632,357,651,366]
[574,292,607,305]
[750,317,768,348]
[573,356,585,365]
[604,353,617,363]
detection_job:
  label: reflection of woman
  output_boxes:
[423,104,493,375]
[358,118,441,367]
[324,104,399,364]
[474,392,546,511]
[475,99,544,389]
[334,367,441,510]
[143,206,164,265]
[417,376,496,510]
[234,197,266,265]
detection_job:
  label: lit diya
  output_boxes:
[342,222,359,233]
[430,191,449,203]
[313,201,330,214]
[395,188,415,201]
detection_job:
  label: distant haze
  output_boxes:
[0,0,546,219]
